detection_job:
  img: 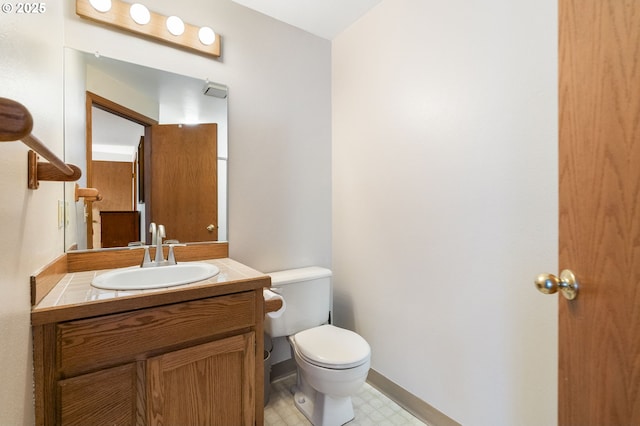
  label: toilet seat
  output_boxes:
[293,324,370,370]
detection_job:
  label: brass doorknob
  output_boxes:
[534,269,579,300]
[206,224,215,232]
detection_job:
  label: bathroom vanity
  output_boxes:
[31,245,271,426]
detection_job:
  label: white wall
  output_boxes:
[1,1,330,424]
[332,1,558,425]
[64,47,89,250]
[0,3,64,425]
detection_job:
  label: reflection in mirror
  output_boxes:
[63,48,228,251]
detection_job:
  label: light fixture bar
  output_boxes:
[76,0,221,58]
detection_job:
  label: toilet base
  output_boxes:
[292,383,355,426]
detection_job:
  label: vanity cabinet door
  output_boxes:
[58,362,141,426]
[146,332,255,426]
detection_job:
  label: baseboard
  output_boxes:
[366,369,461,426]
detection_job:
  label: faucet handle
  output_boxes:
[166,242,186,265]
[129,245,154,267]
[167,245,177,265]
[142,246,153,267]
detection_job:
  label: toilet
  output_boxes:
[265,267,371,426]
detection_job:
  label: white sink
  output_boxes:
[91,262,220,290]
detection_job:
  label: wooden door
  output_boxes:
[92,160,135,211]
[149,123,218,243]
[146,333,255,426]
[558,0,640,424]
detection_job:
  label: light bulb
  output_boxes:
[130,3,150,25]
[198,27,216,46]
[89,0,111,12]
[166,16,185,36]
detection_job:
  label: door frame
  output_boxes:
[85,91,158,248]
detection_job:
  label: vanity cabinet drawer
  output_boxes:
[58,362,139,426]
[57,292,256,377]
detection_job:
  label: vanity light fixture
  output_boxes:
[76,0,221,58]
[129,3,150,25]
[166,16,185,36]
[88,0,111,12]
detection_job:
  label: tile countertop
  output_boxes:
[32,258,271,325]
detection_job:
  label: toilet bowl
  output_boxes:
[290,325,371,426]
[264,267,371,426]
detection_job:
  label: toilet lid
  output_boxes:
[294,325,370,369]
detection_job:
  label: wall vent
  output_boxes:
[203,82,228,99]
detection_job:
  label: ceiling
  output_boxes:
[230,0,383,40]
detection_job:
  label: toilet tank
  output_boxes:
[265,266,332,338]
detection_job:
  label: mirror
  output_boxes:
[64,48,228,251]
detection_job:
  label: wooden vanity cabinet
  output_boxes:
[33,290,262,426]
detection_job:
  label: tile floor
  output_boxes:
[264,374,427,426]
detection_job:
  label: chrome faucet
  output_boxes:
[155,224,166,265]
[138,223,181,267]
[149,222,157,245]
